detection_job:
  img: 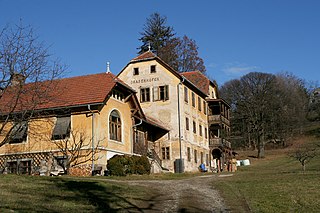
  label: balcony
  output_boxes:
[209,138,231,149]
[208,114,230,126]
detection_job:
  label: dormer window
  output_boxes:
[150,65,156,73]
[133,67,139,75]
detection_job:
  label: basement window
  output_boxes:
[52,116,71,140]
[9,121,28,144]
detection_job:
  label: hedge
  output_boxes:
[107,155,151,176]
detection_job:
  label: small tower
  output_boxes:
[106,62,111,73]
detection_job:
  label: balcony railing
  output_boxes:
[208,114,230,126]
[209,138,231,149]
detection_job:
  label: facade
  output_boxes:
[118,51,231,172]
[0,51,231,175]
[0,72,167,175]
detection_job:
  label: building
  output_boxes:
[118,51,231,172]
[0,51,231,175]
[0,72,167,175]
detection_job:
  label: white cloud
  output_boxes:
[222,62,260,77]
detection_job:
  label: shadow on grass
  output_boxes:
[52,178,158,213]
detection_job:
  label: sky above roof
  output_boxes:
[1,0,319,87]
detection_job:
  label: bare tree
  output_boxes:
[52,129,103,174]
[0,23,66,147]
[220,72,309,158]
[290,145,318,172]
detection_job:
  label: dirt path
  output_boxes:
[125,174,231,213]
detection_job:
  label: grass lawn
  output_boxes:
[213,145,320,212]
[0,175,153,212]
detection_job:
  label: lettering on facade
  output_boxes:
[131,77,160,84]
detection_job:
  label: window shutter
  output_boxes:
[153,86,159,101]
[165,85,169,100]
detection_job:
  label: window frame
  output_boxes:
[192,92,195,107]
[140,87,150,103]
[133,67,139,75]
[193,121,196,134]
[150,65,156,73]
[186,117,189,130]
[109,110,122,142]
[9,121,28,144]
[153,85,169,101]
[51,116,71,140]
[187,147,191,162]
[198,96,201,111]
[184,87,188,103]
[162,146,170,160]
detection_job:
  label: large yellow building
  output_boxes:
[118,51,231,172]
[0,51,231,175]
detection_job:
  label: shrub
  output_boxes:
[107,155,151,176]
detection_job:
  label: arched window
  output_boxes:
[109,110,121,141]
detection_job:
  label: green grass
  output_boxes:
[0,175,152,212]
[213,147,320,212]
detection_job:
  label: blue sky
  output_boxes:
[1,0,319,87]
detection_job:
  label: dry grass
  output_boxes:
[213,136,320,212]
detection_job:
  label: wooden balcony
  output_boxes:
[209,138,231,149]
[208,114,230,126]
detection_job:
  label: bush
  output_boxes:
[107,155,151,176]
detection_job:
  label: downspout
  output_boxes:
[177,77,185,173]
[88,105,95,175]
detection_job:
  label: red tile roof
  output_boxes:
[181,71,211,95]
[131,51,157,61]
[0,72,121,113]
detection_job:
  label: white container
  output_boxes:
[243,159,250,166]
[236,160,241,167]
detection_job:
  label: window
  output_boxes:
[203,101,207,115]
[150,65,156,73]
[187,147,191,162]
[140,88,150,102]
[206,154,209,166]
[205,127,208,139]
[109,110,121,142]
[153,85,169,101]
[184,87,188,103]
[7,160,31,175]
[193,121,196,134]
[52,116,71,140]
[201,152,204,164]
[198,97,201,111]
[199,125,202,136]
[133,67,139,75]
[162,147,170,160]
[194,150,197,163]
[192,92,195,107]
[186,117,189,130]
[9,121,28,144]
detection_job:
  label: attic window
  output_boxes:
[150,65,156,73]
[133,67,139,75]
[52,116,71,140]
[9,121,28,144]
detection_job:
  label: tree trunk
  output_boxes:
[257,135,265,158]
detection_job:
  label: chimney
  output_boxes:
[10,73,26,86]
